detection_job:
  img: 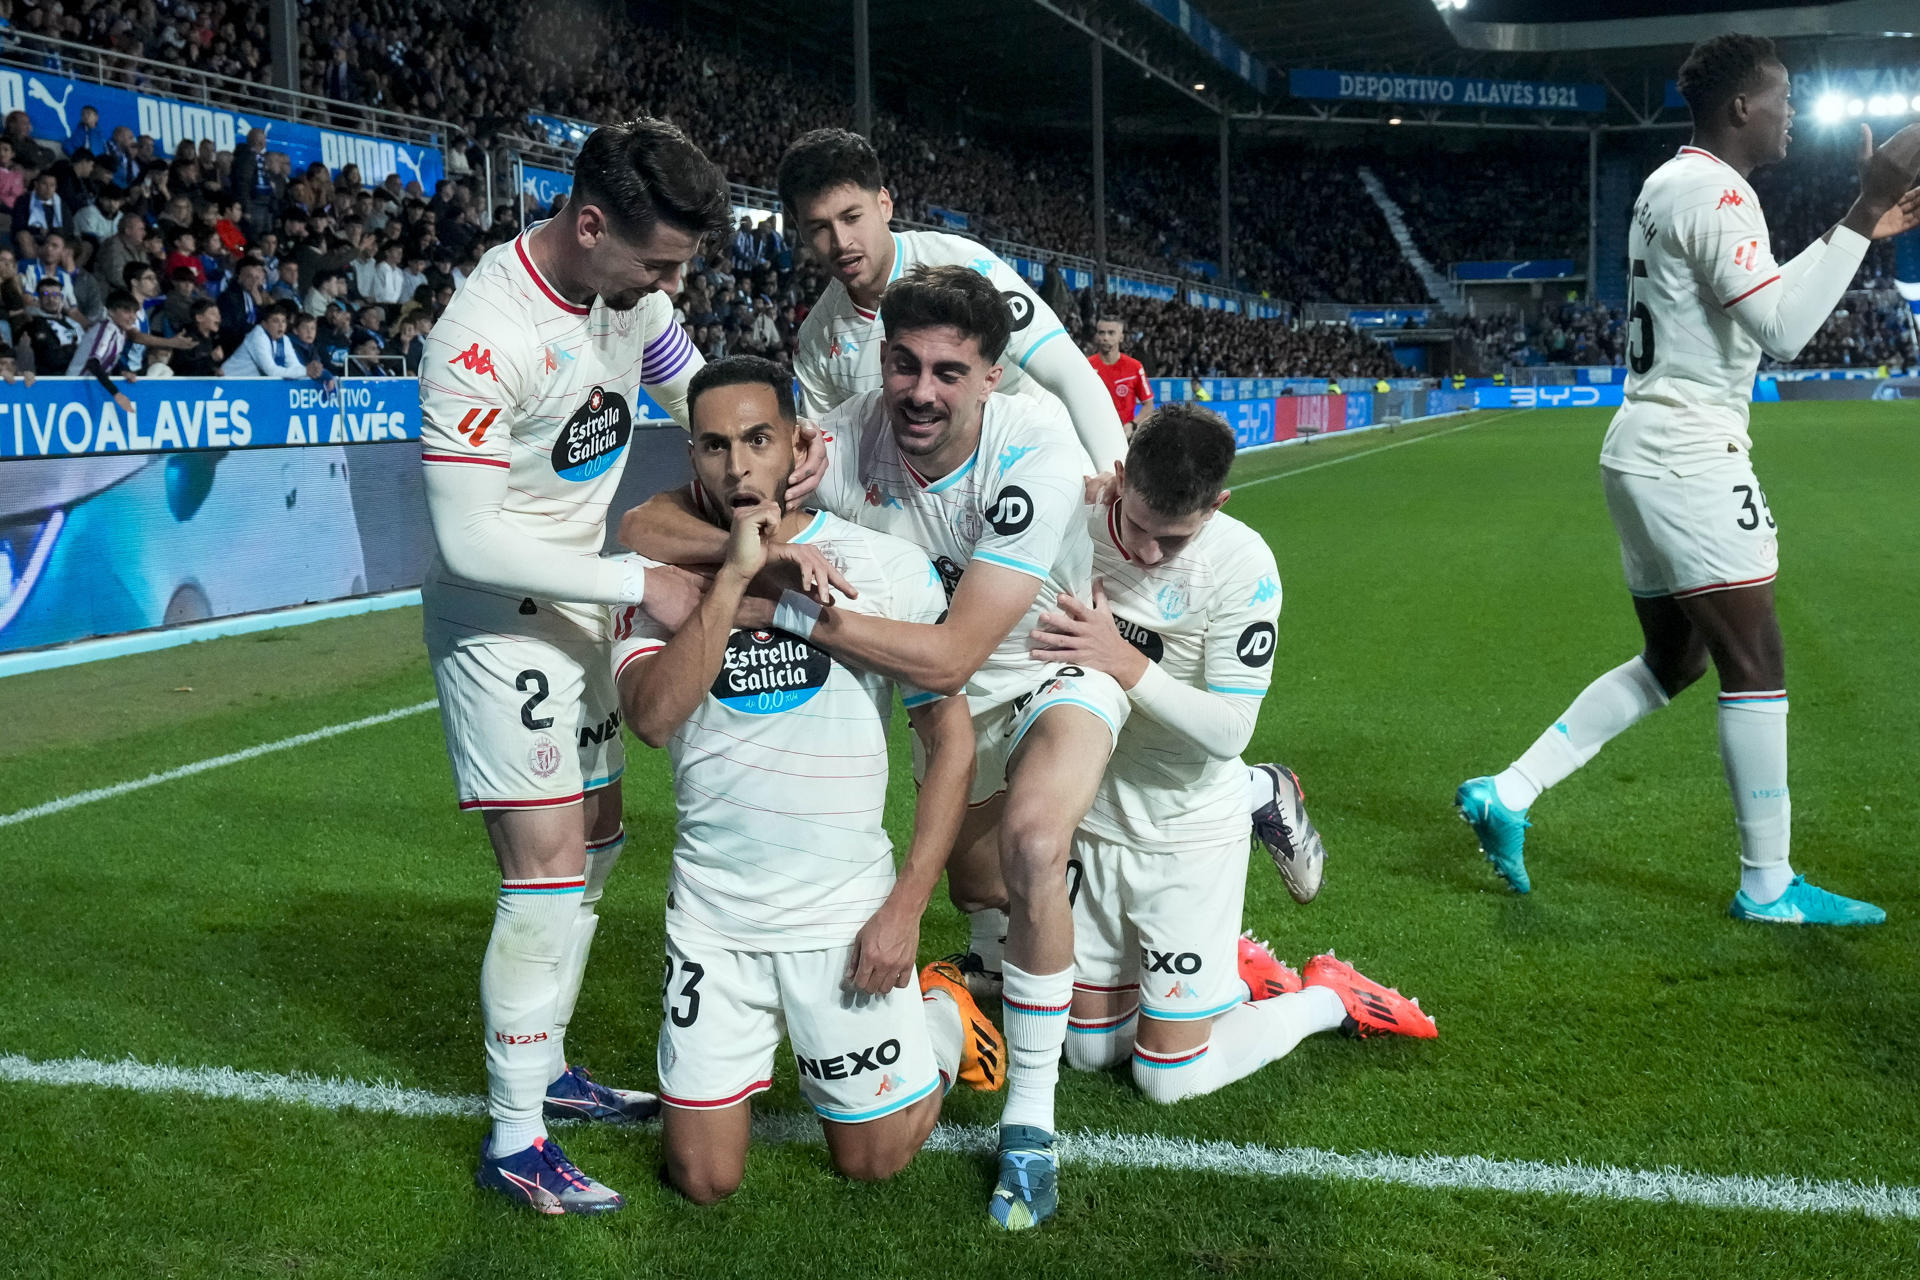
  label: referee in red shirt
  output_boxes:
[1087,316,1153,433]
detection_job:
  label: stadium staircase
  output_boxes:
[1356,166,1463,312]
[1592,153,1639,305]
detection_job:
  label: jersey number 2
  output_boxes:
[515,669,553,730]
[1628,259,1656,375]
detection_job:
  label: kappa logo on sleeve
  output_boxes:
[450,343,499,380]
[1715,189,1745,210]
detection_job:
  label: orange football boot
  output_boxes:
[1302,952,1438,1039]
[920,959,1008,1091]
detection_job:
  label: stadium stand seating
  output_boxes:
[13,0,1911,380]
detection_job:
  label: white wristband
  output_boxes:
[616,556,649,605]
[772,589,822,641]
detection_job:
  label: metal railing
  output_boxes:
[0,30,457,150]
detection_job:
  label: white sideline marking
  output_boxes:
[1234,409,1525,490]
[4,1050,1916,1220]
[0,700,439,829]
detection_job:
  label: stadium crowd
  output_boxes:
[0,103,495,381]
[12,0,1910,384]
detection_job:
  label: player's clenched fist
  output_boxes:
[722,499,781,582]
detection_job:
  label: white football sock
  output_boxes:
[1000,960,1073,1132]
[922,987,965,1089]
[1245,764,1277,813]
[481,875,583,1156]
[1495,655,1670,811]
[1065,1000,1138,1071]
[549,828,624,1081]
[1718,693,1793,902]
[1131,987,1345,1105]
[968,907,1008,975]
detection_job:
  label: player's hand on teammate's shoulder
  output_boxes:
[722,499,781,582]
[1029,577,1149,688]
[765,540,856,604]
[846,897,921,996]
[785,419,830,510]
[1083,471,1118,506]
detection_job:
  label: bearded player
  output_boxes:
[419,119,734,1214]
[613,356,1002,1204]
[1031,404,1436,1100]
[624,265,1125,1229]
[1455,36,1920,923]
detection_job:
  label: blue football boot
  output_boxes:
[1455,776,1532,893]
[475,1135,625,1215]
[544,1064,661,1124]
[988,1124,1059,1231]
[1728,875,1886,927]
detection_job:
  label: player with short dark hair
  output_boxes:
[624,262,1127,1230]
[1088,317,1152,432]
[614,354,1002,1205]
[1030,404,1436,1100]
[1455,35,1920,924]
[418,117,733,1215]
[777,128,1126,472]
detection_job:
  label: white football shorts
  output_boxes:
[656,933,945,1124]
[1602,456,1779,600]
[424,608,623,812]
[1069,832,1248,1024]
[914,663,1131,806]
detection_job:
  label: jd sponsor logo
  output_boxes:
[987,486,1033,536]
[1237,621,1276,667]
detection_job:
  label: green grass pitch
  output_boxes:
[2,403,1918,1278]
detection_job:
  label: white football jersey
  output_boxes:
[1603,146,1785,477]
[612,512,949,952]
[813,388,1091,711]
[419,225,698,637]
[794,229,1072,416]
[1080,501,1282,853]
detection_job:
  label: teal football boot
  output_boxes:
[988,1124,1058,1230]
[1728,875,1885,926]
[1455,776,1532,893]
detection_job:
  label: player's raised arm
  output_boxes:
[804,560,1040,695]
[848,545,976,996]
[420,317,651,606]
[985,256,1126,471]
[616,500,777,747]
[619,481,855,605]
[1692,127,1920,363]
